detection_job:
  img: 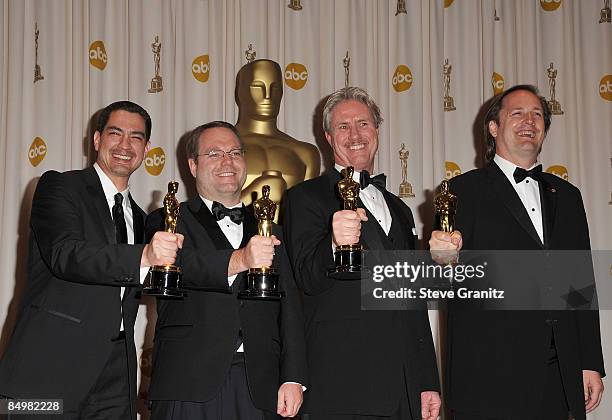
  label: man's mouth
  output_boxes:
[112,153,133,161]
[517,130,536,139]
[348,143,366,151]
[217,171,235,177]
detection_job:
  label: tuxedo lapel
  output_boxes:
[539,176,557,248]
[241,207,258,247]
[384,192,416,250]
[83,167,115,244]
[486,162,544,248]
[358,200,387,251]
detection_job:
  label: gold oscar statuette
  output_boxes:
[434,180,459,266]
[34,23,44,83]
[143,181,184,298]
[600,0,611,23]
[443,59,456,112]
[328,167,367,280]
[395,0,407,16]
[398,144,415,198]
[239,185,284,300]
[434,180,457,233]
[546,63,564,115]
[148,35,163,93]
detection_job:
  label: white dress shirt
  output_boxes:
[494,155,544,243]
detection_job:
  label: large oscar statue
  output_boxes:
[328,167,367,280]
[142,181,184,298]
[235,58,320,219]
[239,185,283,300]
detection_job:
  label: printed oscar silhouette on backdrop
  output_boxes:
[235,56,320,218]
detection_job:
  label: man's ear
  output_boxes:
[93,131,101,152]
[488,121,498,138]
[188,158,197,178]
[324,132,332,146]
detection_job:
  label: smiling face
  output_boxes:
[93,110,150,190]
[325,99,379,173]
[188,127,247,205]
[489,89,546,168]
[237,60,283,120]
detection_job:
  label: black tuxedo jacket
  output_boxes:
[145,196,307,413]
[446,161,605,420]
[283,169,440,416]
[0,167,146,414]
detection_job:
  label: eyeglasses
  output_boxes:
[198,148,245,160]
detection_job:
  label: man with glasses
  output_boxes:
[145,121,307,419]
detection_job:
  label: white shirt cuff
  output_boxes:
[139,267,150,284]
[282,382,307,391]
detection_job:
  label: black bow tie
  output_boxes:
[359,171,386,191]
[211,201,245,224]
[513,164,543,184]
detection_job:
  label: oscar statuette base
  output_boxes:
[238,268,283,300]
[142,264,184,298]
[328,244,369,280]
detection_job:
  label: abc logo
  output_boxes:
[284,63,308,90]
[28,137,47,167]
[192,54,211,83]
[392,65,413,92]
[492,72,505,95]
[140,347,153,378]
[546,165,568,181]
[445,161,461,180]
[89,41,107,70]
[444,0,455,7]
[599,75,612,101]
[540,0,562,11]
[145,147,166,176]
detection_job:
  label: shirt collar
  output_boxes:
[494,154,539,185]
[93,163,130,202]
[200,195,243,212]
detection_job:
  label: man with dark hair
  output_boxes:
[283,87,441,419]
[430,84,605,420]
[0,100,183,419]
[146,121,307,419]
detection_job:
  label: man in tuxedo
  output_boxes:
[283,87,441,420]
[0,101,182,419]
[146,121,307,419]
[430,84,605,420]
